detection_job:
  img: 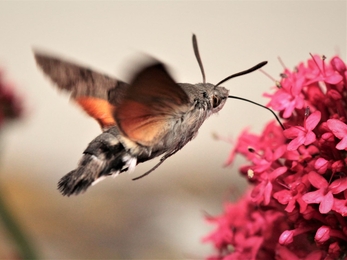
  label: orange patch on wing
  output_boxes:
[116,100,168,145]
[75,97,116,128]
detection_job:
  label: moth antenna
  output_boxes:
[215,61,268,87]
[192,34,206,84]
[228,95,284,130]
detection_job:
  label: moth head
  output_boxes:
[211,85,229,113]
[192,34,267,113]
[186,82,229,113]
[192,35,284,130]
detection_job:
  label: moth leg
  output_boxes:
[132,149,179,181]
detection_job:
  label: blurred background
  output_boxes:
[0,1,345,259]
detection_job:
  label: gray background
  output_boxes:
[0,1,346,258]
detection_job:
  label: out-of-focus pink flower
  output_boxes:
[0,70,23,126]
[331,56,346,75]
[223,128,259,166]
[328,242,341,259]
[203,192,286,259]
[276,246,323,260]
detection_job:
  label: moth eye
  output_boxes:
[212,95,221,108]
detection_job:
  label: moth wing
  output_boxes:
[34,51,129,129]
[116,63,190,146]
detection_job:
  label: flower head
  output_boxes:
[204,54,347,259]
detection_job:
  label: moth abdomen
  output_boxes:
[57,130,137,196]
[58,155,104,196]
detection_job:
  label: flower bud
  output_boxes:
[314,158,329,174]
[315,226,330,243]
[279,230,294,245]
[331,56,346,74]
[328,241,341,257]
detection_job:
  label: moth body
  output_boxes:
[55,81,229,196]
[34,34,265,196]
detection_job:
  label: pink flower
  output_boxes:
[273,175,308,213]
[302,171,347,214]
[265,90,305,119]
[251,145,286,174]
[306,54,343,85]
[327,119,347,150]
[283,111,321,151]
[251,166,287,205]
[204,54,347,260]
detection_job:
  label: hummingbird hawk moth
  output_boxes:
[34,35,267,196]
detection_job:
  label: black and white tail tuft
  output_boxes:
[58,129,136,196]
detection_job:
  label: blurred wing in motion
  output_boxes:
[116,63,190,146]
[34,51,129,129]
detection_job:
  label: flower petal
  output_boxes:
[287,136,306,151]
[319,191,333,214]
[270,166,288,180]
[327,119,347,139]
[333,199,347,216]
[273,190,291,204]
[305,111,321,131]
[308,171,329,188]
[325,73,343,84]
[336,137,347,150]
[302,190,324,204]
[283,126,305,138]
[329,177,347,194]
[303,131,316,145]
[305,251,323,260]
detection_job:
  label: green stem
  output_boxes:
[0,186,39,259]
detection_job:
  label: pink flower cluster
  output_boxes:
[0,69,22,126]
[204,55,347,259]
